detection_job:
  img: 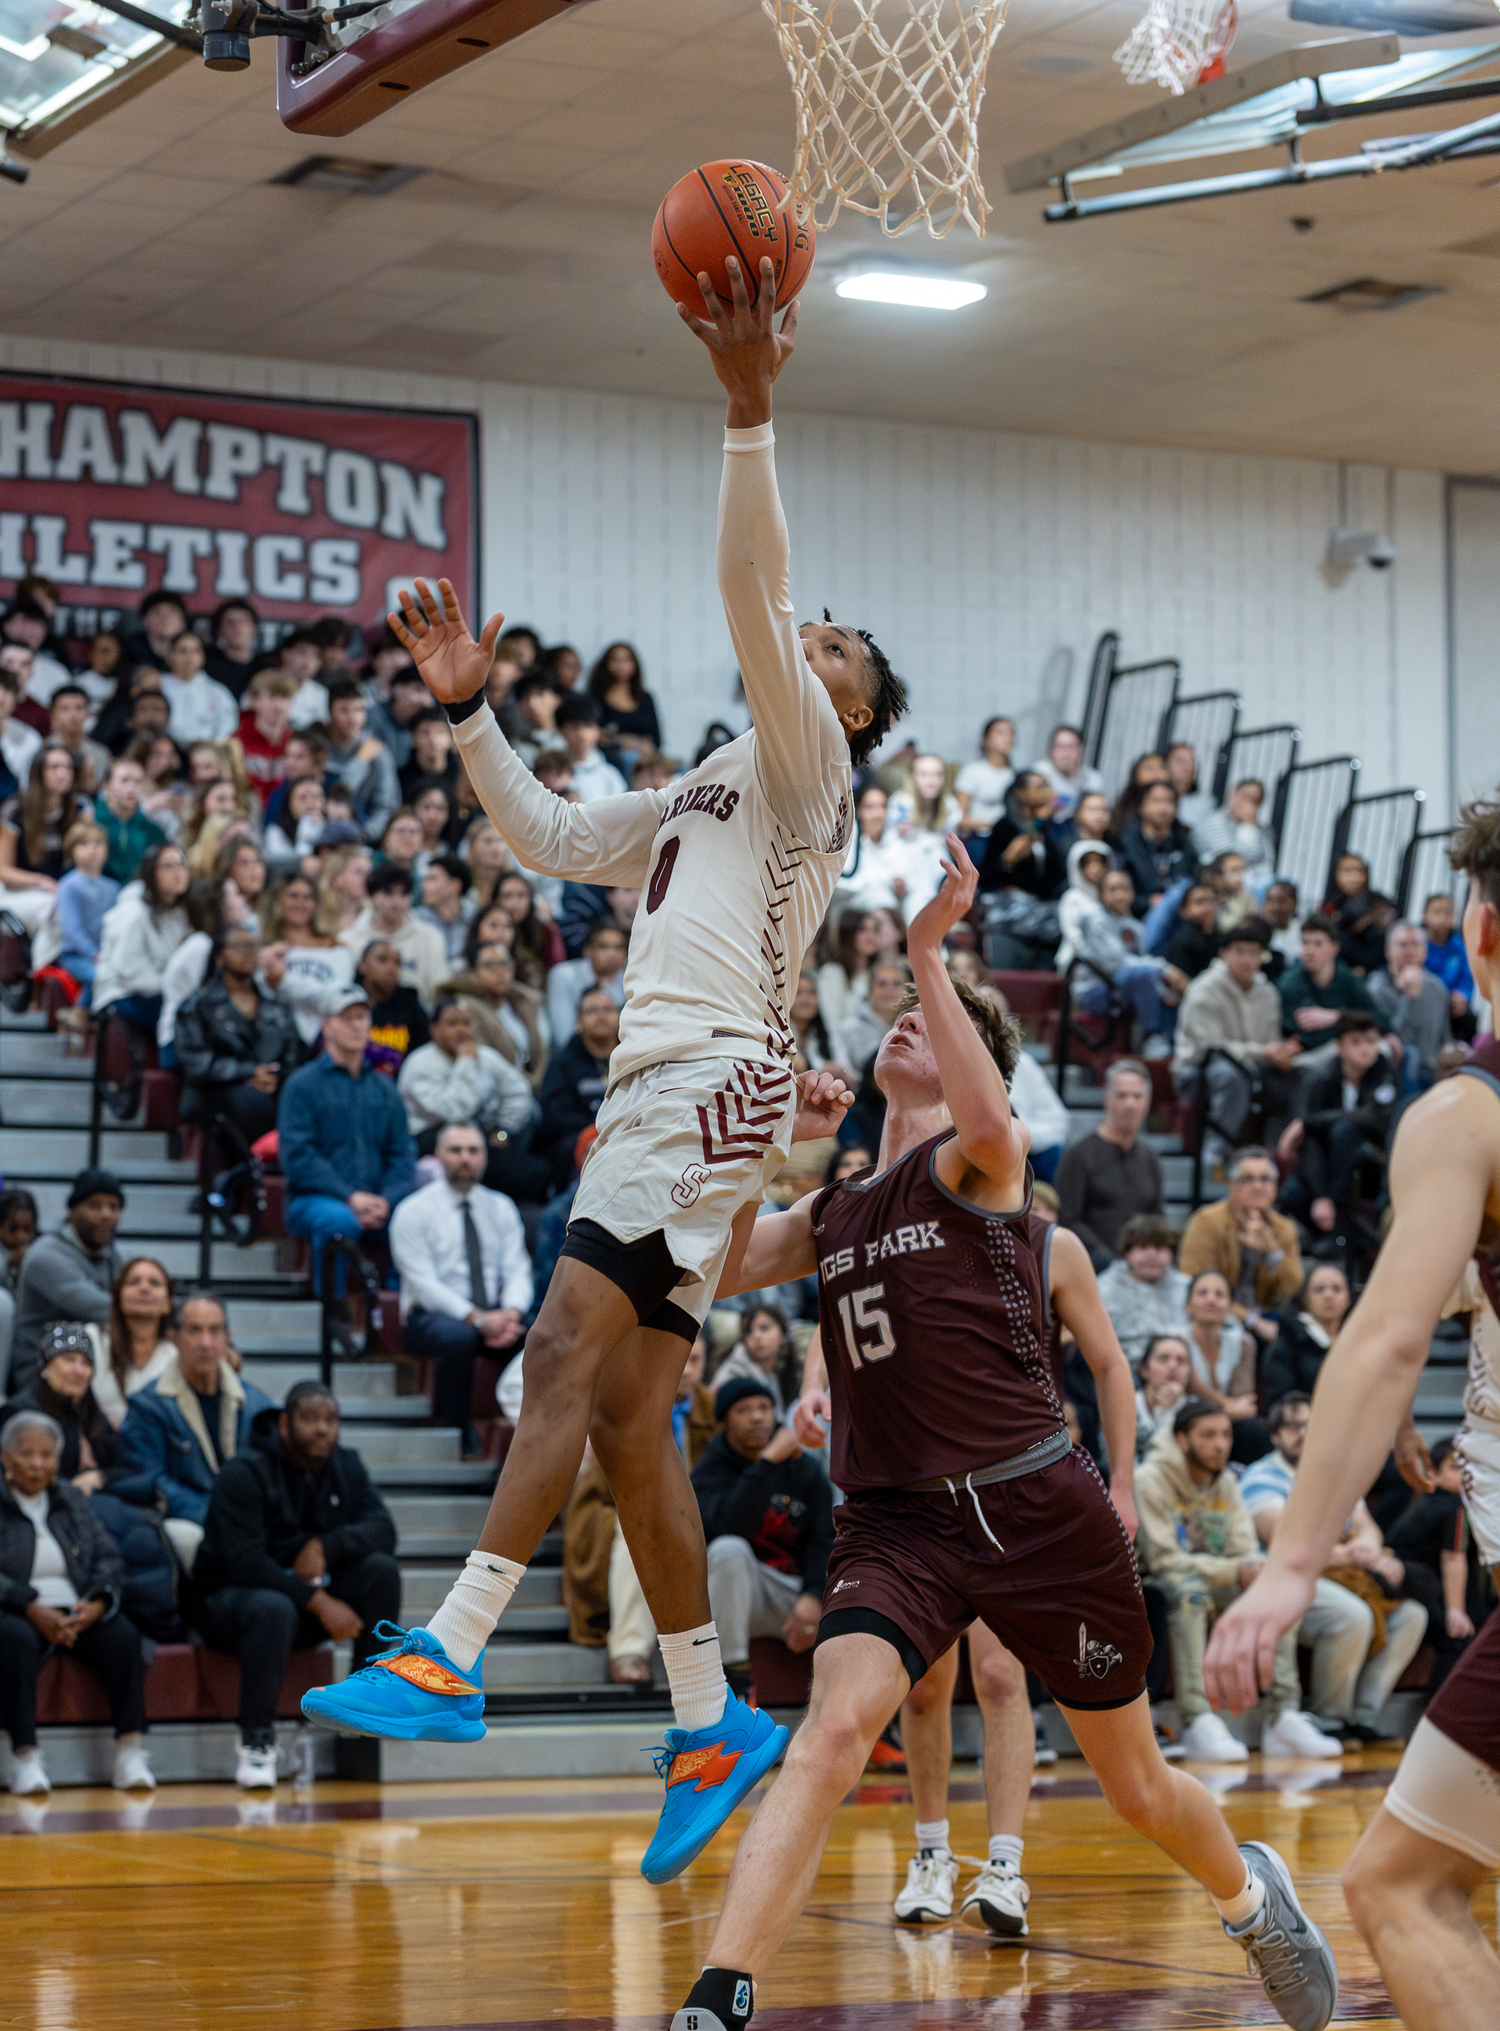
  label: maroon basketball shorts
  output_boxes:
[817,1448,1151,1710]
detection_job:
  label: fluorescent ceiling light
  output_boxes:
[835,271,987,310]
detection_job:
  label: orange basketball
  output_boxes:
[653,160,815,316]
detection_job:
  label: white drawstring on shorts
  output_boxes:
[943,1472,1004,1554]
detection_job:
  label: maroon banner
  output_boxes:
[0,372,478,642]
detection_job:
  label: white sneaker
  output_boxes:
[9,1748,50,1796]
[959,1862,1031,1938]
[112,1743,156,1791]
[893,1848,960,1923]
[1179,1712,1249,1763]
[1261,1709,1345,1760]
[235,1744,280,1790]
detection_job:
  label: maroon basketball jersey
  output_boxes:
[1459,1038,1500,1314]
[1027,1211,1066,1401]
[812,1133,1064,1494]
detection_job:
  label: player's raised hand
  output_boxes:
[909,833,980,951]
[1202,1564,1317,1716]
[388,577,505,708]
[678,255,798,427]
[792,1067,853,1142]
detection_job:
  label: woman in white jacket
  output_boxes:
[91,841,191,1037]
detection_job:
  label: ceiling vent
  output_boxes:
[271,155,425,197]
[1300,277,1443,310]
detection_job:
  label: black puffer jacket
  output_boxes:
[193,1407,397,1608]
[174,976,302,1120]
[0,1475,123,1615]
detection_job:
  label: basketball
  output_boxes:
[652,159,815,316]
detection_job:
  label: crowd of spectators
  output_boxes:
[1,580,1492,1778]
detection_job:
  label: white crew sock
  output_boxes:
[1212,1864,1266,1930]
[426,1551,526,1671]
[659,1622,730,1732]
[988,1834,1024,1872]
[915,1818,951,1854]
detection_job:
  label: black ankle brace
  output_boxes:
[681,1966,753,2028]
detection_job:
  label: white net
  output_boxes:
[760,0,1010,238]
[1113,0,1237,95]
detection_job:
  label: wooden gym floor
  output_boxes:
[4,1751,1479,2029]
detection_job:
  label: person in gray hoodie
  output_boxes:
[1071,864,1187,1057]
[1173,918,1303,1144]
[324,681,400,841]
[10,1170,124,1393]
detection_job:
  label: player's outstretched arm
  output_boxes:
[1204,1078,1496,1714]
[716,1192,819,1303]
[1048,1226,1137,1537]
[908,834,1028,1191]
[391,576,664,885]
[681,257,850,850]
[792,1326,831,1448]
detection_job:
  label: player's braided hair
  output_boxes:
[823,608,909,767]
[1451,789,1500,910]
[896,978,1022,1090]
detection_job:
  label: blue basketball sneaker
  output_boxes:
[300,1621,486,1742]
[640,1692,788,1885]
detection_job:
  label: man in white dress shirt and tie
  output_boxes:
[389,1123,533,1446]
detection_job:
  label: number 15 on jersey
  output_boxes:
[837,1284,896,1368]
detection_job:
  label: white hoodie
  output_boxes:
[92,880,190,1009]
[1054,837,1111,975]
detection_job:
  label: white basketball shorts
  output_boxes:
[569,1054,797,1329]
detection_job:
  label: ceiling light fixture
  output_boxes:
[834,271,987,310]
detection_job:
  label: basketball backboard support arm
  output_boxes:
[276,0,579,136]
[1004,33,1397,192]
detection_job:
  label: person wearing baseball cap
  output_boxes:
[10,1170,125,1394]
[276,978,415,1297]
[1173,914,1304,1151]
[688,1366,835,1708]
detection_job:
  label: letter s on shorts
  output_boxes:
[672,1163,711,1209]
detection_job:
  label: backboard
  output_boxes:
[276,0,575,137]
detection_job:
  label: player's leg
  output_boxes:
[1342,1796,1500,2031]
[672,1632,911,2031]
[959,1621,1032,1938]
[589,1323,713,1638]
[1063,1693,1339,2031]
[892,1642,961,1923]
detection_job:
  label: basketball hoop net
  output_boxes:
[1114,0,1237,94]
[760,0,1010,238]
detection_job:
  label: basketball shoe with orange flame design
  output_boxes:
[300,1622,486,1741]
[639,1692,788,1885]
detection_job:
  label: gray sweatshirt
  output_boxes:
[11,1225,120,1393]
[1368,968,1452,1083]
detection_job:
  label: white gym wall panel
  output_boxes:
[0,331,1454,815]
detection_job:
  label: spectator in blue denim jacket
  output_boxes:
[115,1292,273,1571]
[277,982,415,1293]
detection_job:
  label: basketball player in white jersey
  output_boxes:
[1206,794,1500,2031]
[303,254,908,1885]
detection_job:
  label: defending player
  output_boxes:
[670,836,1337,2031]
[1205,794,1500,2031]
[792,1206,1139,1940]
[302,255,907,1886]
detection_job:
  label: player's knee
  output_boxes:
[792,1703,873,1791]
[518,1317,590,1407]
[903,1671,941,1720]
[974,1648,1024,1707]
[1092,1747,1169,1830]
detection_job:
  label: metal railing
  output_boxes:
[1052,959,1133,1098]
[1184,1048,1262,1212]
[1215,724,1301,842]
[1398,827,1459,915]
[1273,756,1360,911]
[1092,658,1182,803]
[318,1236,384,1387]
[1161,691,1241,799]
[1330,788,1425,905]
